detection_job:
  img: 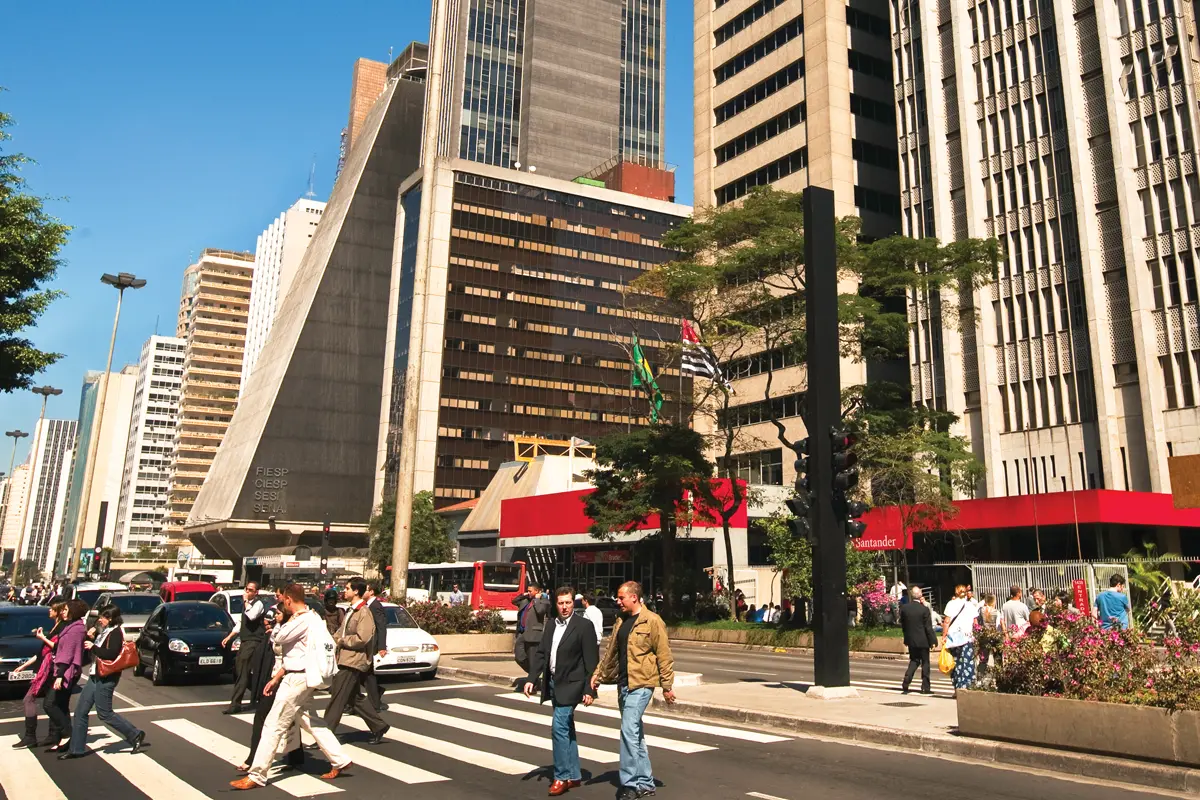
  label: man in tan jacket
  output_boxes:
[591,581,675,800]
[322,578,389,744]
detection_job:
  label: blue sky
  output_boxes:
[0,0,695,464]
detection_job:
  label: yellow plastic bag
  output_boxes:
[938,642,955,675]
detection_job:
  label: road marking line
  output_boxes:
[226,715,449,784]
[385,701,619,763]
[713,668,778,676]
[337,714,538,774]
[437,697,716,754]
[0,734,66,800]
[747,792,791,799]
[88,728,213,799]
[152,718,342,796]
[497,692,792,743]
[383,682,483,695]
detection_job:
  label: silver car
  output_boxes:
[88,592,163,641]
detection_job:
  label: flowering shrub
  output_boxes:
[403,600,508,635]
[973,617,1004,657]
[469,609,507,634]
[1168,590,1200,646]
[854,579,891,627]
[990,605,1200,711]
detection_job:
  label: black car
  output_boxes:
[0,606,56,689]
[134,601,236,686]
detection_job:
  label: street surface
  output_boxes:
[0,671,1179,800]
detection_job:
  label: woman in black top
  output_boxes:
[59,605,146,759]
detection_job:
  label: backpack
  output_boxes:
[304,612,338,690]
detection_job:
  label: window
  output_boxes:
[845,6,888,37]
[715,60,804,124]
[850,139,899,171]
[847,49,892,80]
[716,104,805,164]
[853,185,901,215]
[719,391,805,427]
[716,0,786,46]
[718,448,784,486]
[722,345,803,378]
[849,92,896,124]
[715,16,803,84]
[716,148,808,205]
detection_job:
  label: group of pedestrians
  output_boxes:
[12,598,145,759]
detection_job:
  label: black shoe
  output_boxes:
[57,752,85,760]
[11,738,34,749]
[130,732,146,754]
[636,789,656,798]
[617,788,639,800]
[376,705,387,714]
[222,706,244,715]
[46,742,68,754]
[368,725,389,745]
[919,689,934,695]
[901,687,911,694]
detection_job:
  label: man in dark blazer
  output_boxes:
[900,586,938,694]
[524,586,599,797]
[362,583,390,712]
[514,582,550,674]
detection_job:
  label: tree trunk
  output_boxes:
[722,515,738,619]
[660,517,676,620]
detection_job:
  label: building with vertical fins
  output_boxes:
[18,419,76,576]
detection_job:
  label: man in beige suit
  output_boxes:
[322,578,389,744]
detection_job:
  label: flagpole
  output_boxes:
[628,337,634,433]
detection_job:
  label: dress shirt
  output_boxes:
[583,605,604,644]
[272,608,315,672]
[243,597,265,621]
[550,613,572,672]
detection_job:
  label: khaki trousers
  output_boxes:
[248,673,348,785]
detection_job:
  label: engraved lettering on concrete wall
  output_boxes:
[252,466,289,514]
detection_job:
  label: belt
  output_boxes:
[284,669,306,674]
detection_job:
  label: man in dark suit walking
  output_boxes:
[524,586,599,797]
[514,582,550,674]
[900,586,938,694]
[362,583,389,712]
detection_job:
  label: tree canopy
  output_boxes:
[369,490,455,573]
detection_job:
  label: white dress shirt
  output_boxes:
[272,608,315,672]
[583,605,604,644]
[550,614,572,672]
[243,596,265,621]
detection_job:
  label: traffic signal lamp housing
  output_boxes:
[830,428,859,492]
[785,492,812,541]
[320,556,329,578]
[795,438,811,491]
[845,499,869,538]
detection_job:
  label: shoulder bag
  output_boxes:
[97,634,139,677]
[937,602,970,675]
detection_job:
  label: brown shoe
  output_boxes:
[565,780,581,788]
[321,763,350,780]
[548,779,572,796]
[229,777,259,790]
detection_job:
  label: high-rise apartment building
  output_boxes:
[0,465,30,568]
[243,198,327,391]
[166,249,254,544]
[58,366,139,573]
[18,419,77,575]
[115,336,186,553]
[894,0,1200,503]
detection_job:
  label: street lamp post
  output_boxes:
[4,430,27,577]
[68,273,146,578]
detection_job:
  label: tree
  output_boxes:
[369,490,454,574]
[0,102,69,392]
[13,559,39,584]
[583,423,716,619]
[1122,542,1180,619]
[763,512,882,611]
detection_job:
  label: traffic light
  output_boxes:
[795,438,811,491]
[830,428,859,492]
[844,499,869,538]
[322,514,331,552]
[319,556,329,579]
[785,491,812,541]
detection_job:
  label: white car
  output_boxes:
[208,589,246,633]
[373,603,440,680]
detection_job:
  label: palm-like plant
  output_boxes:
[1122,542,1179,624]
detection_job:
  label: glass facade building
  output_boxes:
[459,0,525,167]
[619,0,664,166]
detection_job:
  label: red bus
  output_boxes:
[405,561,527,621]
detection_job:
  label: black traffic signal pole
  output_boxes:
[803,187,851,688]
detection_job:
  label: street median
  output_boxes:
[667,625,907,655]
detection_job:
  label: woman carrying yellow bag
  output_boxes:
[941,585,976,695]
[937,640,955,675]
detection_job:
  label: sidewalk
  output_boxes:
[439,654,1200,793]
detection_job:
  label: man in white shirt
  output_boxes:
[449,584,466,606]
[231,584,351,791]
[1000,584,1031,635]
[580,592,604,645]
[769,604,781,623]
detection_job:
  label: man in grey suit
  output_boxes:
[514,582,550,674]
[900,586,938,694]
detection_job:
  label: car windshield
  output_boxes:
[77,590,104,607]
[0,613,44,638]
[228,595,245,614]
[165,604,231,631]
[482,564,520,592]
[173,590,214,602]
[111,595,160,616]
[385,607,418,629]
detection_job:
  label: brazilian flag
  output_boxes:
[631,334,664,423]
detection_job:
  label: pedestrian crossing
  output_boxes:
[0,684,793,799]
[776,678,956,699]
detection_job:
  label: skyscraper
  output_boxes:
[0,465,30,568]
[115,335,186,553]
[166,249,254,544]
[58,366,139,572]
[243,198,327,391]
[18,419,76,576]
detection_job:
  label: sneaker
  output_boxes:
[616,788,639,800]
[636,789,657,798]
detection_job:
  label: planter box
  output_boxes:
[434,632,514,656]
[958,690,1200,767]
[667,626,907,654]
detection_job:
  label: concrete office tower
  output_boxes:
[114,336,186,553]
[341,46,430,177]
[690,0,902,488]
[18,419,76,576]
[0,465,30,567]
[59,366,139,571]
[381,160,690,507]
[187,70,427,565]
[445,0,665,179]
[243,198,327,392]
[894,0,1200,498]
[165,249,255,545]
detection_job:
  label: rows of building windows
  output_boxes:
[853,185,901,216]
[719,390,805,428]
[849,92,895,124]
[716,103,805,165]
[847,49,891,81]
[716,147,808,206]
[722,345,803,379]
[715,60,804,125]
[714,16,803,85]
[845,6,888,38]
[996,370,1095,433]
[715,0,786,46]
[850,138,898,171]
[717,447,783,486]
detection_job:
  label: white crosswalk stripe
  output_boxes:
[151,718,343,796]
[0,735,67,800]
[438,696,717,754]
[850,680,955,698]
[337,713,539,775]
[384,700,620,762]
[498,692,794,743]
[86,728,214,800]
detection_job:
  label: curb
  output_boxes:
[440,663,1200,793]
[671,638,907,661]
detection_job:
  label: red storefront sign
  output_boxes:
[1072,579,1090,613]
[573,549,632,564]
[852,530,913,551]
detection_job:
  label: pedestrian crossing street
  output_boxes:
[0,682,793,799]
[844,676,956,699]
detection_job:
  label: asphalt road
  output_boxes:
[0,670,1179,800]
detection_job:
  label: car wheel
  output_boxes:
[152,656,169,686]
[133,658,146,678]
[420,669,437,681]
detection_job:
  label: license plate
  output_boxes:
[198,656,223,666]
[394,656,415,663]
[7,670,34,681]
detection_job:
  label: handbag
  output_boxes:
[97,640,138,677]
[937,602,970,675]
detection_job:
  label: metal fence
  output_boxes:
[969,561,1129,608]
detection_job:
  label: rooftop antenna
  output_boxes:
[388,45,394,63]
[154,314,159,336]
[305,156,317,199]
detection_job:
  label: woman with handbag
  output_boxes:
[59,604,145,760]
[941,584,977,695]
[43,599,89,752]
[11,602,67,749]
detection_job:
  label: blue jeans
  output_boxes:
[69,676,142,755]
[549,680,581,781]
[617,685,654,791]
